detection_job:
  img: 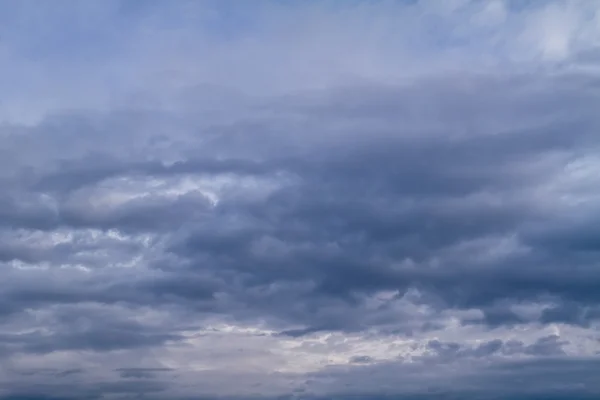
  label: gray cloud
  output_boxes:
[2,72,599,397]
[2,1,600,399]
[115,367,173,379]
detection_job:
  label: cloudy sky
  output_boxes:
[1,0,600,399]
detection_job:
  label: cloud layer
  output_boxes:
[1,1,600,399]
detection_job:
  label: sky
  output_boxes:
[1,0,600,399]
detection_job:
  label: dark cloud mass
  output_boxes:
[1,0,600,399]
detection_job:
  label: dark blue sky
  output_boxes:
[0,0,599,399]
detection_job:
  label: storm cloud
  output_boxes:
[1,0,600,399]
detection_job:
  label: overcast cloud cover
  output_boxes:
[1,0,600,398]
